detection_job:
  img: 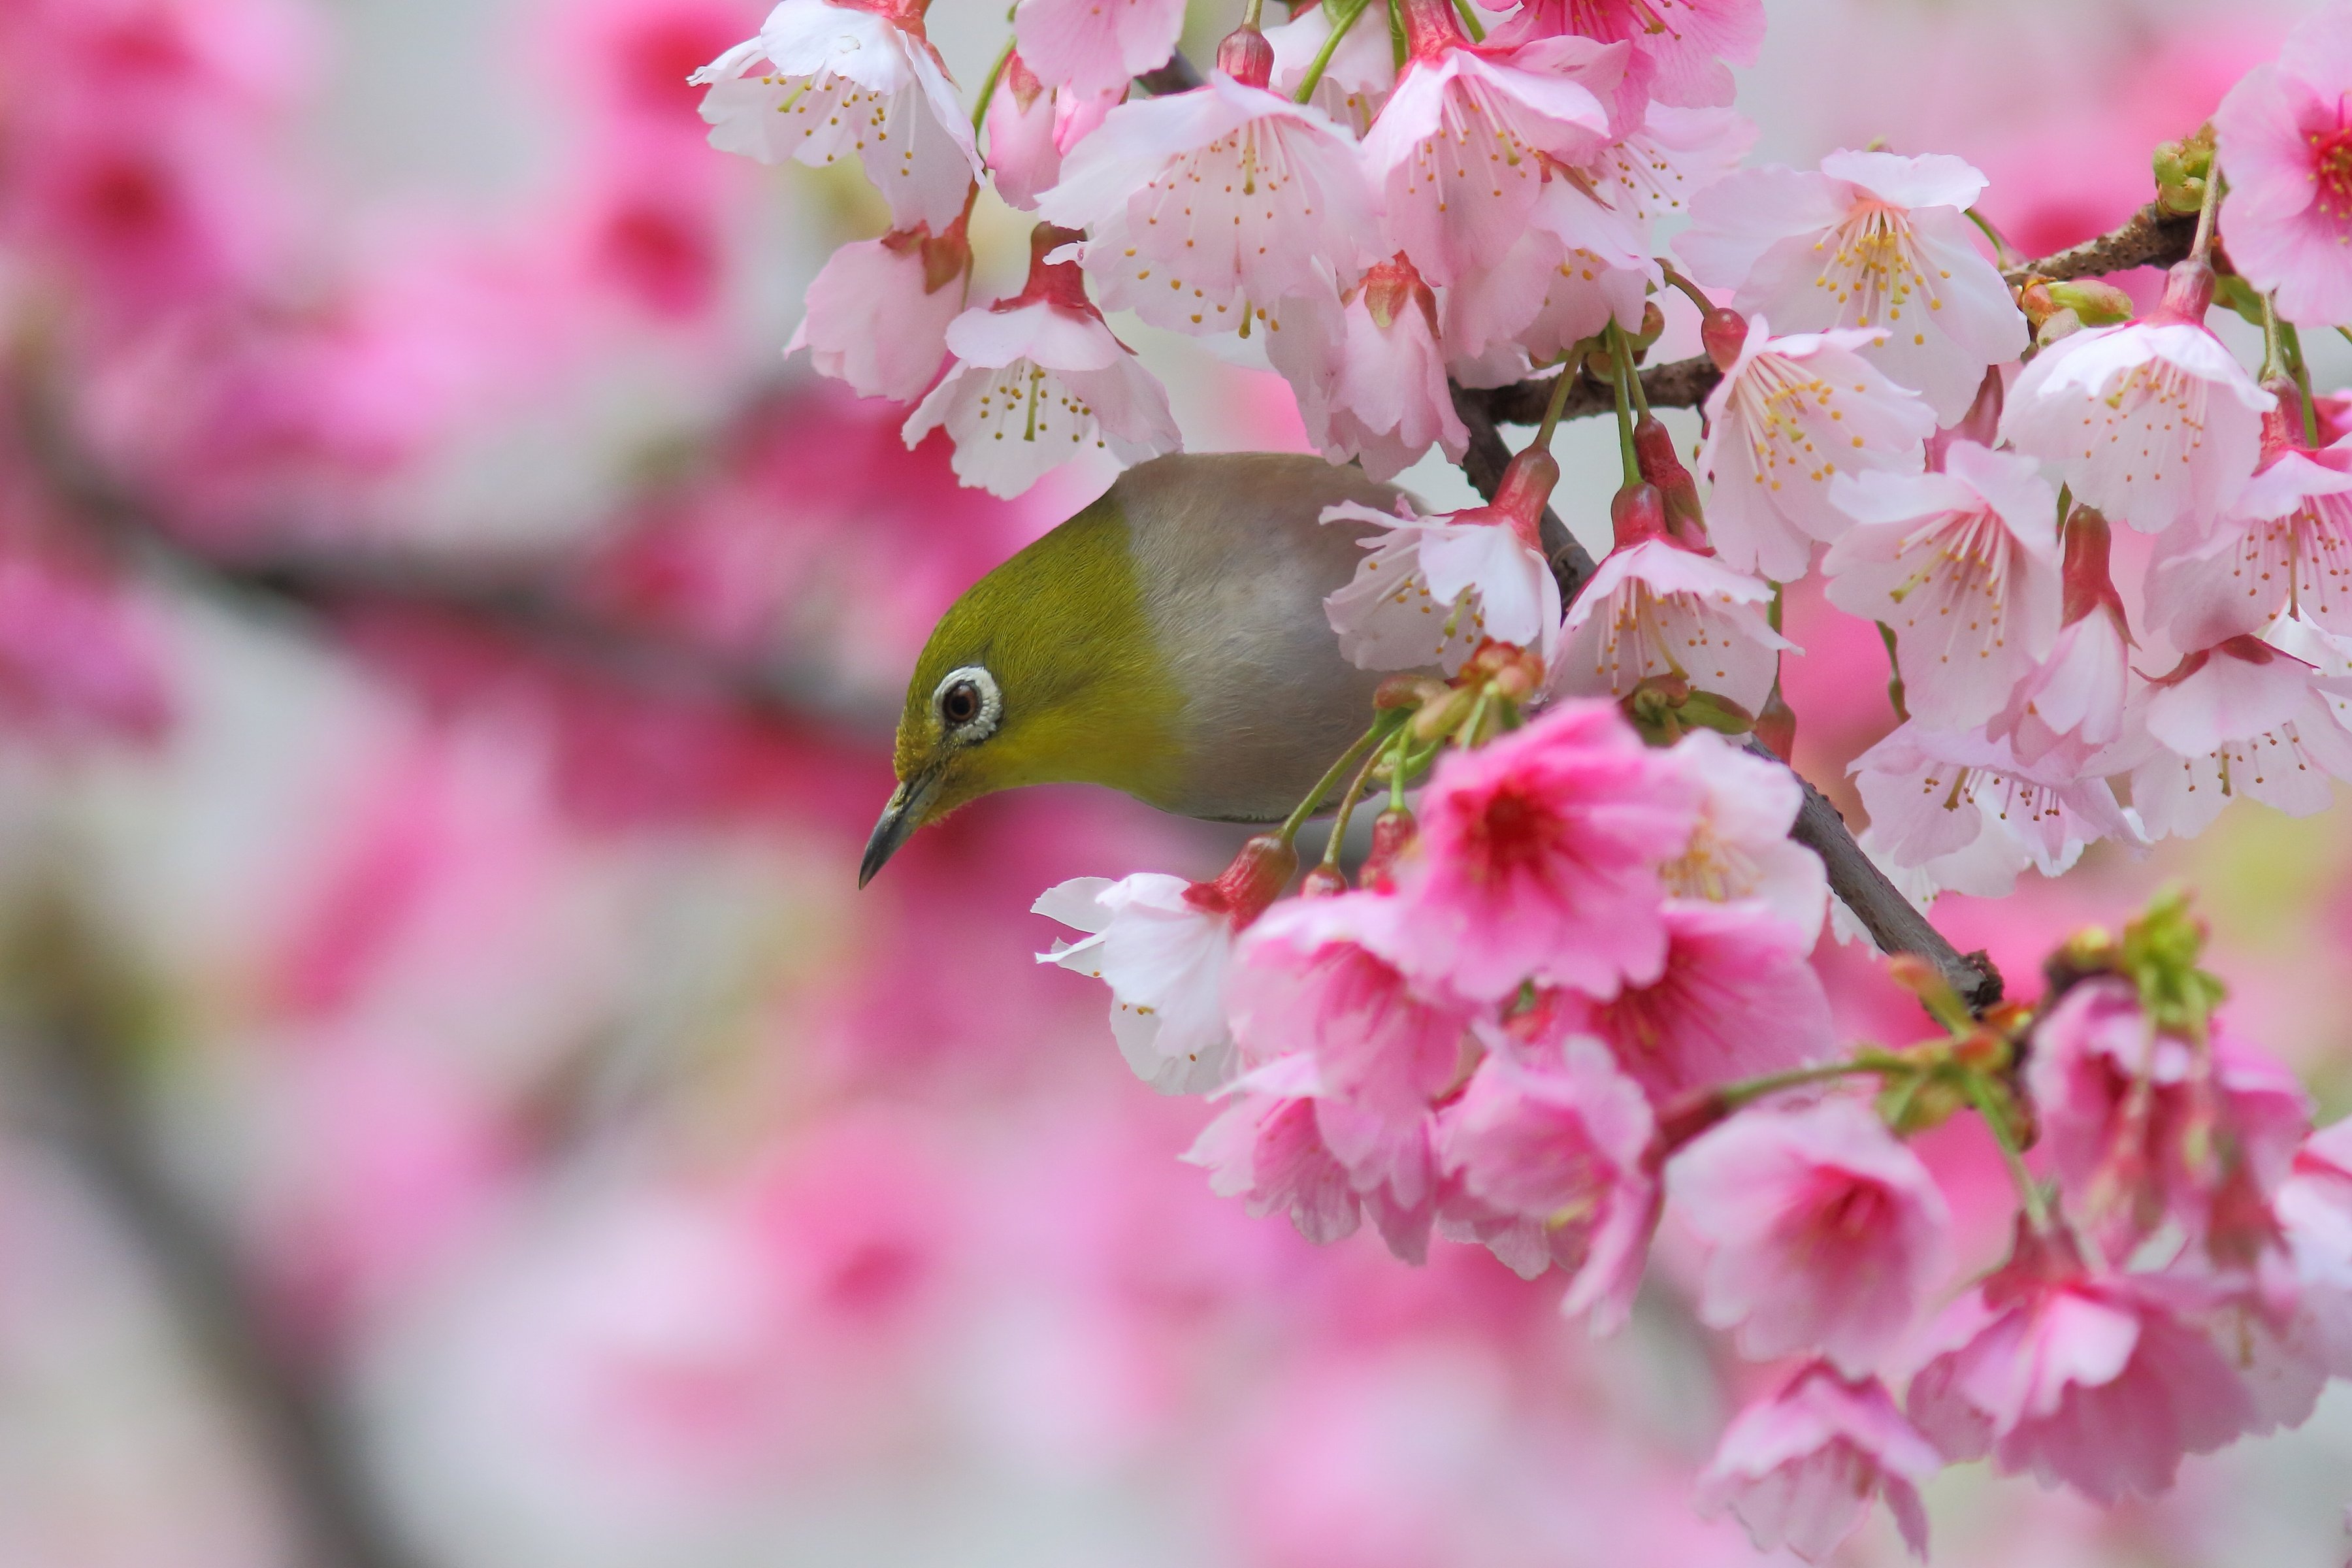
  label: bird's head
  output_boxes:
[858,493,1185,885]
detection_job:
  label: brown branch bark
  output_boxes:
[2000,201,2197,286]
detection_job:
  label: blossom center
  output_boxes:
[2310,124,2352,223]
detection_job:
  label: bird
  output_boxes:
[858,451,1416,886]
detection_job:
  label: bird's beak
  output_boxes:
[858,770,939,887]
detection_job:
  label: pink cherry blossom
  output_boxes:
[1584,103,1757,226]
[0,551,172,743]
[1539,900,1834,1103]
[1851,723,2142,898]
[1266,0,1396,133]
[1823,440,2062,730]
[1671,1096,1952,1373]
[1998,259,2272,536]
[1034,67,1380,340]
[1695,314,1938,581]
[2270,1120,2352,1385]
[904,226,1180,497]
[1357,0,1629,287]
[1435,1039,1659,1328]
[1320,453,1562,675]
[1653,729,1829,944]
[1678,151,2026,421]
[1388,699,1700,1002]
[1695,1364,1938,1562]
[1987,506,2135,771]
[693,0,981,231]
[1013,0,1186,100]
[2146,409,2352,647]
[1440,176,1654,386]
[1906,1224,2259,1503]
[2124,632,2352,840]
[1270,254,1468,482]
[981,53,1118,211]
[2212,5,2352,327]
[786,223,967,402]
[1491,0,1765,110]
[1556,526,1790,714]
[2029,977,2312,1267]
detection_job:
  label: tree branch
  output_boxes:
[1999,201,2197,286]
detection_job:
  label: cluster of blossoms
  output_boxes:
[698,0,2352,1554]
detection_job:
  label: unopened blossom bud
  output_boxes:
[1362,805,1416,891]
[1411,686,1477,742]
[1184,833,1298,928]
[1631,415,1710,548]
[1298,863,1350,898]
[2046,278,2134,326]
[1374,673,1447,710]
[1213,21,1275,88]
[1700,306,1750,372]
[2153,125,2215,217]
[1752,684,1796,761]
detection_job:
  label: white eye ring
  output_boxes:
[932,665,1002,743]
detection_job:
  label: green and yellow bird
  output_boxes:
[858,452,1416,886]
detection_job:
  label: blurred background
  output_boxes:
[0,0,2347,1565]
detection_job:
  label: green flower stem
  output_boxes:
[1717,1054,1910,1111]
[2279,318,2321,448]
[1607,322,1641,487]
[972,33,1017,133]
[1964,207,2019,267]
[1531,350,1578,453]
[1878,622,1908,723]
[2189,166,2223,264]
[1321,727,1391,868]
[1449,0,1485,41]
[1965,1073,2053,1232]
[1279,711,1401,845]
[1294,0,1373,104]
[1658,264,1717,319]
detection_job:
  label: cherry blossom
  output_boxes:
[1696,314,1938,581]
[1539,900,1835,1102]
[2270,1121,2352,1388]
[1999,259,2272,536]
[1034,60,1379,340]
[2212,5,2352,327]
[1011,0,1186,99]
[1823,440,2061,730]
[1584,103,1757,227]
[1492,0,1766,110]
[2146,404,2352,647]
[1653,729,1829,944]
[1679,151,2026,421]
[1435,1039,1659,1328]
[1186,1083,1433,1256]
[693,0,981,231]
[1906,1224,2260,1503]
[2123,632,2352,840]
[980,52,1118,211]
[1267,0,1397,133]
[1557,495,1791,713]
[1695,1364,1938,1562]
[1033,837,1295,1096]
[1270,253,1468,482]
[2029,977,2312,1266]
[904,225,1180,498]
[1320,450,1562,675]
[1358,0,1629,287]
[1671,1096,1951,1372]
[1987,506,2134,771]
[1851,723,2142,898]
[1441,176,1655,386]
[1388,699,1700,1002]
[785,221,967,402]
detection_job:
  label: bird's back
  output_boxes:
[1115,453,1413,822]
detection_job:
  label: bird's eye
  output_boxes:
[931,665,1001,742]
[941,681,979,726]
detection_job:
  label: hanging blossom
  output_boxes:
[1999,257,2273,536]
[1557,478,1791,714]
[1671,1097,1952,1375]
[693,0,981,231]
[1822,440,2061,730]
[1696,310,1939,581]
[981,52,1119,211]
[1011,0,1186,100]
[1270,253,1468,482]
[1434,1037,1660,1329]
[2146,397,2352,647]
[1033,835,1295,1095]
[1850,723,2142,899]
[1653,728,1829,945]
[1490,0,1766,110]
[1987,506,2135,772]
[1584,103,1757,229]
[1185,1069,1435,1259]
[1906,1223,2260,1505]
[1696,1364,1938,1564]
[2212,4,2352,327]
[2121,630,2352,841]
[1678,150,2027,422]
[1034,29,1380,340]
[1386,698,1701,1003]
[1357,0,1630,287]
[786,213,970,402]
[904,225,1180,498]
[1267,0,1397,133]
[1321,445,1563,675]
[1442,174,1656,387]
